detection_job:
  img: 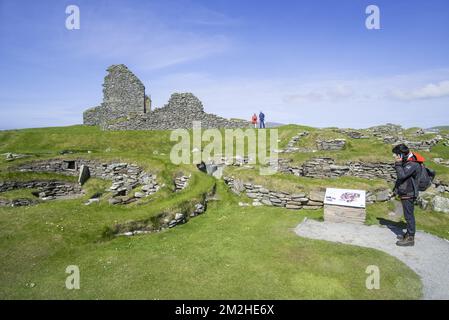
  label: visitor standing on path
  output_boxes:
[392,144,422,247]
[251,113,258,128]
[259,111,265,128]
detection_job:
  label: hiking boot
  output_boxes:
[396,235,415,247]
[397,232,409,240]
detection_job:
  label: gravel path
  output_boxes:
[294,218,449,299]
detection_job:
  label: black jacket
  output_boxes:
[394,159,421,198]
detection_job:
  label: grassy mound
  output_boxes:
[1,124,447,299]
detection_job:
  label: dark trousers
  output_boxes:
[259,120,265,128]
[401,198,416,236]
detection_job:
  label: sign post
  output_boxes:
[324,188,366,224]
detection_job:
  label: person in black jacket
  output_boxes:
[392,144,422,247]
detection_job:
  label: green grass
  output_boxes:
[274,125,449,183]
[2,123,448,299]
[276,125,395,164]
[366,202,449,241]
[224,167,389,194]
[0,189,39,200]
[0,181,421,299]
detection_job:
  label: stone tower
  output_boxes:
[102,64,146,116]
[83,64,147,126]
[83,64,251,130]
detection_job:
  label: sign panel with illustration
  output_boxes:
[324,188,366,208]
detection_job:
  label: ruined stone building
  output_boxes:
[83,64,250,130]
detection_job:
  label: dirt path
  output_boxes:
[294,218,449,300]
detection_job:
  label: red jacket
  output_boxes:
[251,115,257,124]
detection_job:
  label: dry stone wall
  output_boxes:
[17,159,160,204]
[0,180,83,206]
[116,202,207,237]
[277,157,397,181]
[84,64,146,126]
[102,92,251,130]
[336,129,369,139]
[174,174,190,192]
[317,139,346,151]
[83,65,251,130]
[224,177,392,210]
[282,131,310,153]
[0,198,39,207]
[383,136,443,152]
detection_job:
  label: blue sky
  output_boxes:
[0,0,449,129]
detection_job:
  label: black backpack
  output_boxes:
[417,164,436,191]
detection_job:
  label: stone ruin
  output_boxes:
[83,64,250,130]
[368,123,404,137]
[84,65,147,126]
[0,180,83,207]
[17,159,160,205]
[277,157,397,181]
[336,129,369,139]
[316,139,346,151]
[281,131,310,153]
[224,177,393,211]
[381,134,444,152]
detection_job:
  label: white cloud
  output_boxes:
[64,3,232,70]
[148,69,449,128]
[390,80,449,100]
[283,84,353,104]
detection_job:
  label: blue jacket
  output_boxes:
[259,112,265,121]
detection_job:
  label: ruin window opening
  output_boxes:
[64,160,77,170]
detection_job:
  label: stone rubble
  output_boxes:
[277,157,397,181]
[0,198,40,207]
[0,180,83,205]
[83,64,147,126]
[224,177,393,211]
[2,153,30,162]
[431,196,449,214]
[17,159,160,205]
[383,136,443,152]
[316,139,346,151]
[336,129,370,139]
[174,174,191,192]
[116,199,207,237]
[281,131,310,153]
[83,65,251,130]
[434,158,449,167]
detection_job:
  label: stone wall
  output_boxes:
[282,131,310,153]
[115,201,207,237]
[224,177,392,210]
[434,180,449,193]
[317,139,346,151]
[83,65,146,126]
[0,180,83,205]
[114,189,212,237]
[17,159,160,204]
[102,92,251,130]
[336,129,369,139]
[278,157,397,181]
[102,64,146,115]
[174,174,190,192]
[368,123,403,136]
[0,198,39,207]
[83,65,251,130]
[83,105,105,126]
[384,136,443,151]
